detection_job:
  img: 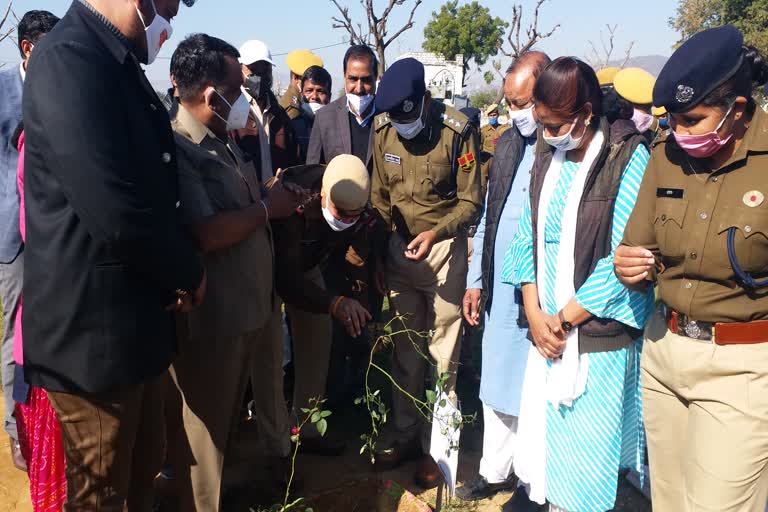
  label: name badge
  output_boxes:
[657,188,684,199]
[384,153,401,165]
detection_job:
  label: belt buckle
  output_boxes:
[684,320,701,340]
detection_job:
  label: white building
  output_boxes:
[397,52,464,106]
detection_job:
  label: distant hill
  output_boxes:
[608,55,669,77]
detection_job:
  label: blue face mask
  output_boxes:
[489,117,498,127]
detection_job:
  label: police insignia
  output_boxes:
[458,152,475,171]
[676,84,694,104]
[743,190,765,208]
[403,100,414,113]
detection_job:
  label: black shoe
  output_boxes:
[502,487,547,512]
[456,474,517,501]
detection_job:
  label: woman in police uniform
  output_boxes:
[616,26,768,511]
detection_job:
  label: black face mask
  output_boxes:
[244,74,272,100]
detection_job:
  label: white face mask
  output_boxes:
[135,0,172,65]
[211,90,251,131]
[302,102,324,116]
[507,105,537,137]
[391,97,425,140]
[347,94,374,117]
[322,203,358,232]
[543,118,586,152]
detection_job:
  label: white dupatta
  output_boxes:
[512,128,605,504]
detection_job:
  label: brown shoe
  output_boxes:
[413,456,442,489]
[372,436,421,470]
[10,437,27,472]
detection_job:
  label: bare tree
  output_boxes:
[587,24,635,70]
[498,0,559,59]
[0,2,14,69]
[330,0,423,75]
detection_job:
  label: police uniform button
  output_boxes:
[685,282,693,289]
[661,214,667,221]
[711,176,718,182]
[699,212,708,220]
[691,252,698,260]
[745,225,753,233]
[161,152,172,164]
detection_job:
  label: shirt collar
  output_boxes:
[243,86,273,113]
[348,100,376,127]
[720,106,768,168]
[19,62,25,82]
[175,104,218,145]
[77,0,132,64]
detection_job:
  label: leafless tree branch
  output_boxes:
[587,24,634,70]
[499,0,559,59]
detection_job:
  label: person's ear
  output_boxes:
[203,87,219,112]
[583,102,593,125]
[20,40,33,59]
[733,96,748,121]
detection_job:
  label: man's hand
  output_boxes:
[405,231,437,262]
[527,306,566,360]
[331,297,372,337]
[264,184,302,219]
[166,270,207,313]
[614,245,655,285]
[463,288,482,326]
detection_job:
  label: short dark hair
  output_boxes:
[172,34,240,102]
[534,57,603,124]
[601,87,634,123]
[17,10,59,58]
[301,65,332,92]
[343,44,378,79]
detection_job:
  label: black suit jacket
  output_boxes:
[22,2,203,393]
[306,95,374,166]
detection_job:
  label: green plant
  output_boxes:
[250,398,330,512]
[355,315,476,463]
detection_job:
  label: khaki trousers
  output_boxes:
[249,266,332,452]
[642,308,768,512]
[387,235,467,436]
[284,266,333,439]
[47,374,165,512]
[170,313,278,512]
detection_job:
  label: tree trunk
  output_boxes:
[376,44,387,77]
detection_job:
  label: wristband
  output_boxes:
[330,296,345,317]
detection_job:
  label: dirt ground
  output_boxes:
[0,392,651,512]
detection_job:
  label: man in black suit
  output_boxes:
[306,45,382,407]
[22,0,205,509]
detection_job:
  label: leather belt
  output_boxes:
[662,304,768,345]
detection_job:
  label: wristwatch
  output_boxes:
[558,310,573,334]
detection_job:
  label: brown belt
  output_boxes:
[664,305,768,345]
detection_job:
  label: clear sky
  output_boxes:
[0,0,679,93]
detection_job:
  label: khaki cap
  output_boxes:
[321,155,370,211]
[614,67,656,105]
[485,103,499,115]
[596,66,621,86]
[286,49,324,76]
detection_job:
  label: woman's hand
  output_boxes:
[527,306,566,360]
[614,245,655,285]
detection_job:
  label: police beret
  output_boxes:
[596,67,621,87]
[653,25,745,113]
[286,50,324,76]
[614,68,656,105]
[484,103,499,115]
[374,58,426,116]
[460,107,481,127]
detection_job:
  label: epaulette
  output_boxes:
[651,129,671,149]
[441,107,469,134]
[374,112,391,131]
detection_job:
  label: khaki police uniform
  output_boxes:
[279,82,302,120]
[622,107,768,512]
[372,101,482,438]
[480,122,509,155]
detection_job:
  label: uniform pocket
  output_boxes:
[423,162,453,201]
[654,198,688,258]
[714,206,768,272]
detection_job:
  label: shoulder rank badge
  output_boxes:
[458,152,476,171]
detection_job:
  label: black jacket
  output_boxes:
[481,125,528,313]
[22,2,203,393]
